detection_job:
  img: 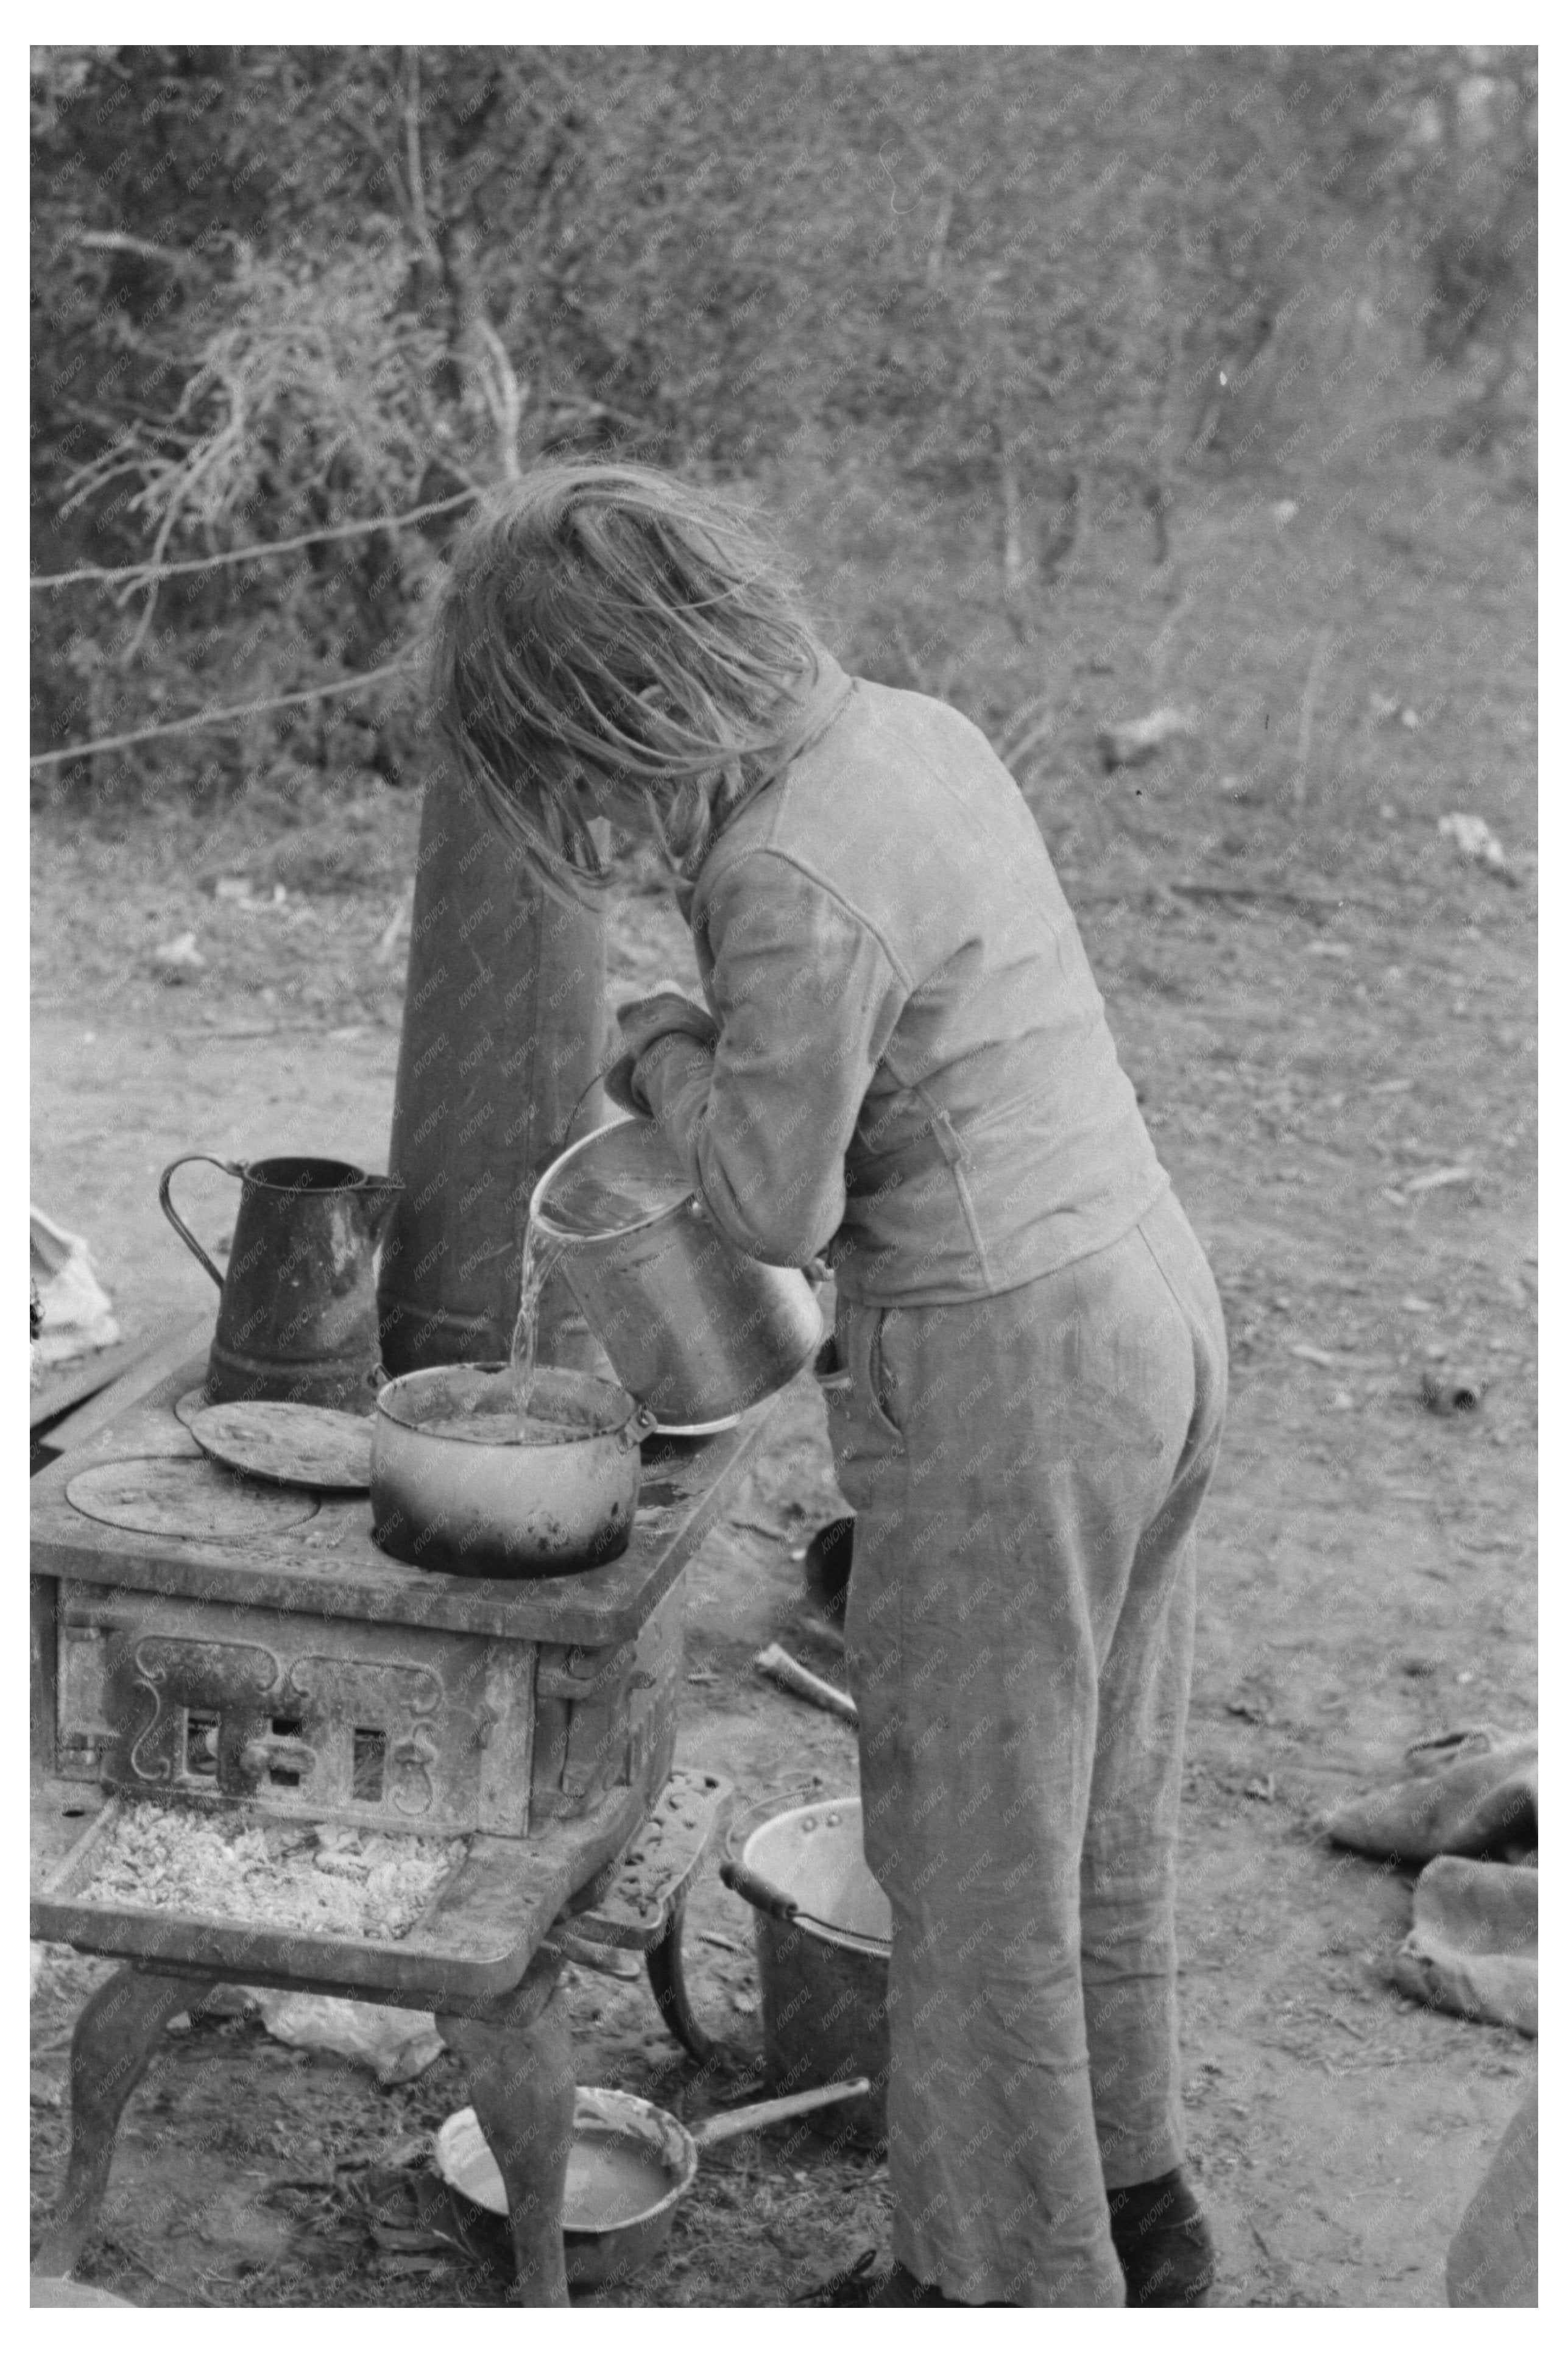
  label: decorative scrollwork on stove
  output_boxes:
[283,1655,447,1813]
[126,1636,282,1784]
[127,1660,170,1785]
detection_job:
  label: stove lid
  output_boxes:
[66,1456,320,1541]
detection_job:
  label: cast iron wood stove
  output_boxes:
[30,1350,768,2302]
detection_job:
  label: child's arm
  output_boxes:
[633,848,906,1266]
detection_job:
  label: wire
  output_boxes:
[29,659,415,770]
[30,488,480,592]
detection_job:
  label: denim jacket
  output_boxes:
[638,653,1168,1306]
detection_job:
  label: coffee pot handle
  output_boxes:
[158,1154,244,1290]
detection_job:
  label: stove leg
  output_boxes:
[33,1964,214,2280]
[438,1956,574,2309]
[646,1891,716,2064]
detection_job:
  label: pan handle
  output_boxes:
[691,2078,872,2149]
[158,1154,243,1290]
[719,1857,799,1923]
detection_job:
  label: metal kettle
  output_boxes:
[158,1153,403,1412]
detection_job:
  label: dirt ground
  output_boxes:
[30,459,1536,2307]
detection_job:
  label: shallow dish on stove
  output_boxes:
[190,1400,373,1493]
[370,1363,657,1580]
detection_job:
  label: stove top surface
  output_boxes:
[33,1357,771,1645]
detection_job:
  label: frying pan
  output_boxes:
[437,2076,869,2288]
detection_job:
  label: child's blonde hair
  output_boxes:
[431,462,821,898]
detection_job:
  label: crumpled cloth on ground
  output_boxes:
[1322,1728,1536,1864]
[1393,1856,1537,2034]
[247,1990,444,2085]
[1447,2081,1538,2306]
[29,1205,119,1370]
[1323,1729,1537,2034]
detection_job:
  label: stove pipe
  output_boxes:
[377,764,607,1376]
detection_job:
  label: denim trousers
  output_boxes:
[829,1187,1227,2306]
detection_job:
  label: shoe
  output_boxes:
[792,2249,880,2305]
[793,2254,972,2307]
[1108,2170,1217,2307]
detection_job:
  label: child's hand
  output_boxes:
[615,983,718,1063]
[604,1030,712,1119]
[602,1051,645,1115]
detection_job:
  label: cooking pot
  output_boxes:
[370,1363,656,1579]
[530,1119,823,1429]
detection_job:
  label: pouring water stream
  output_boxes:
[507,1220,566,1423]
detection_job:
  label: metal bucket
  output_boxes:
[722,1796,891,2149]
[530,1119,823,1429]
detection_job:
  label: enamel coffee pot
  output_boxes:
[158,1154,402,1412]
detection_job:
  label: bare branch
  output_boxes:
[473,319,526,483]
[1291,626,1334,811]
[926,180,955,290]
[71,230,197,275]
[403,47,440,270]
[1001,709,1058,776]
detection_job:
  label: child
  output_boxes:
[434,462,1227,2308]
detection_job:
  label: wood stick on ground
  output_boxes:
[1002,708,1059,777]
[1165,878,1379,913]
[375,883,415,965]
[996,688,1054,762]
[1291,625,1333,810]
[754,1643,858,1726]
